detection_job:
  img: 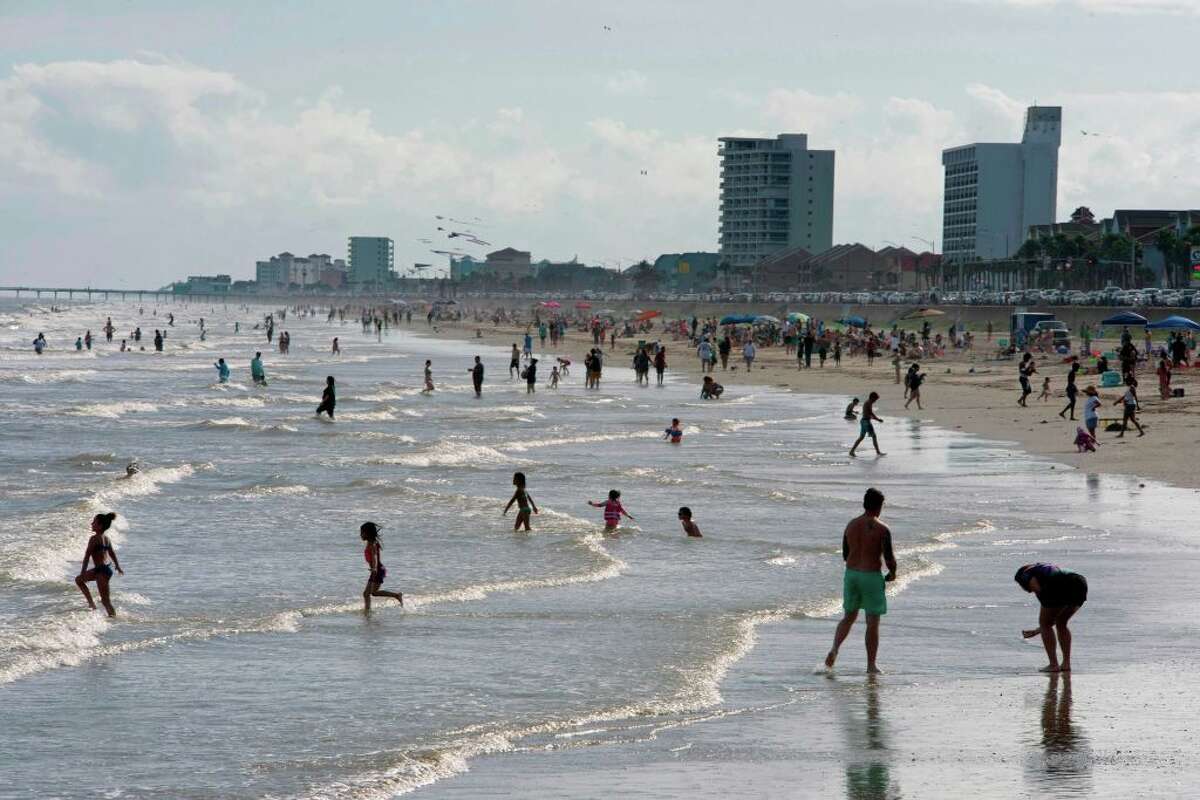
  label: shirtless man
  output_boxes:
[848,391,885,457]
[825,488,897,674]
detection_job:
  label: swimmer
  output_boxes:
[214,357,230,383]
[503,471,539,531]
[845,398,859,420]
[316,375,336,419]
[360,522,403,611]
[1015,563,1087,673]
[589,490,634,532]
[121,462,140,479]
[332,337,340,355]
[664,418,683,443]
[678,506,702,538]
[849,391,885,457]
[75,512,124,617]
[825,488,896,674]
[423,360,434,393]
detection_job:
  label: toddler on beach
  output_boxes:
[1074,427,1098,453]
[589,490,634,532]
[1039,376,1051,402]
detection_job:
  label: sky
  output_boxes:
[2,0,1200,286]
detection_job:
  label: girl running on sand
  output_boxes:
[360,522,403,611]
[503,471,539,531]
[589,490,634,532]
[76,512,124,616]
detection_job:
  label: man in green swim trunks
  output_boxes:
[848,391,884,457]
[825,487,897,674]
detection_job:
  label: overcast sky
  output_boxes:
[3,0,1199,286]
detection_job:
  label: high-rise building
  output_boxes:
[348,237,394,285]
[942,106,1061,263]
[718,134,835,268]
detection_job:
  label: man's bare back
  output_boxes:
[843,513,897,576]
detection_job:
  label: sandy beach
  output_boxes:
[430,305,1200,489]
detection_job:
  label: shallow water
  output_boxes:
[2,299,1199,799]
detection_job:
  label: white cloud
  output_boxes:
[763,88,864,139]
[979,0,1200,13]
[603,69,648,96]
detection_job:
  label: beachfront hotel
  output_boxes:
[941,105,1062,263]
[718,134,835,269]
[348,236,395,287]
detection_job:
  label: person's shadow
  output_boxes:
[1026,673,1092,793]
[843,677,899,800]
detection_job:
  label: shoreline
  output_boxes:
[416,314,1196,490]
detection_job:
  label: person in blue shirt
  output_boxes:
[214,358,230,383]
[250,352,267,386]
[664,418,683,443]
[523,331,533,359]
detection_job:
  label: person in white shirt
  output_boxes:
[742,341,756,370]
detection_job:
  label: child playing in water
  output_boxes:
[1038,376,1051,402]
[589,490,634,531]
[423,360,434,393]
[844,398,859,420]
[360,522,403,611]
[503,471,539,531]
[664,418,683,443]
[678,507,702,538]
[550,366,560,388]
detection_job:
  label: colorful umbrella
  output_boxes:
[574,301,592,309]
[540,301,561,308]
[635,310,662,322]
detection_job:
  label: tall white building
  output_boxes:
[941,106,1061,262]
[718,134,835,268]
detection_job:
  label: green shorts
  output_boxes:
[843,568,887,616]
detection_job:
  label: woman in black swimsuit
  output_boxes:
[76,512,123,616]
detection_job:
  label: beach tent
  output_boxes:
[1147,315,1200,331]
[720,314,756,325]
[786,312,810,323]
[838,315,867,328]
[754,315,781,324]
[901,307,945,319]
[1100,311,1148,326]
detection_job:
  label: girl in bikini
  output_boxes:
[503,471,539,531]
[76,512,123,616]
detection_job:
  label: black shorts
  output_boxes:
[1039,573,1087,608]
[370,567,387,585]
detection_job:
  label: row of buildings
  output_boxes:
[175,237,396,294]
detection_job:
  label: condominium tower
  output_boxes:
[718,134,835,268]
[348,236,394,286]
[941,106,1062,262]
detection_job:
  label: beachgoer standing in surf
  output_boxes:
[469,356,484,397]
[75,512,124,617]
[316,376,336,419]
[589,490,633,532]
[503,471,539,531]
[825,488,896,674]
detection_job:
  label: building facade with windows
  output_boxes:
[942,106,1061,263]
[718,134,834,269]
[348,237,395,286]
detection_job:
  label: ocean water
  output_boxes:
[2,299,1199,799]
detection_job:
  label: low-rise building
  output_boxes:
[175,274,232,294]
[653,252,720,291]
[805,244,899,291]
[482,247,533,281]
[750,246,812,292]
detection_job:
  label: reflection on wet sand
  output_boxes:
[843,677,900,800]
[1026,673,1092,794]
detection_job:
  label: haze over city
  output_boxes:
[3,0,1200,286]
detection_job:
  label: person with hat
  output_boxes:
[1081,385,1102,439]
[360,522,403,611]
[1015,563,1088,673]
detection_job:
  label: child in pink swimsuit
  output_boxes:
[589,490,634,531]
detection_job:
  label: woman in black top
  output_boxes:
[1018,354,1036,407]
[316,376,336,419]
[1015,563,1088,673]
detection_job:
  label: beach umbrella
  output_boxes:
[720,314,756,325]
[1147,314,1200,331]
[574,301,592,309]
[838,315,867,328]
[1100,311,1148,326]
[540,300,561,308]
[635,310,662,322]
[754,314,781,324]
[786,312,809,323]
[901,307,945,319]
